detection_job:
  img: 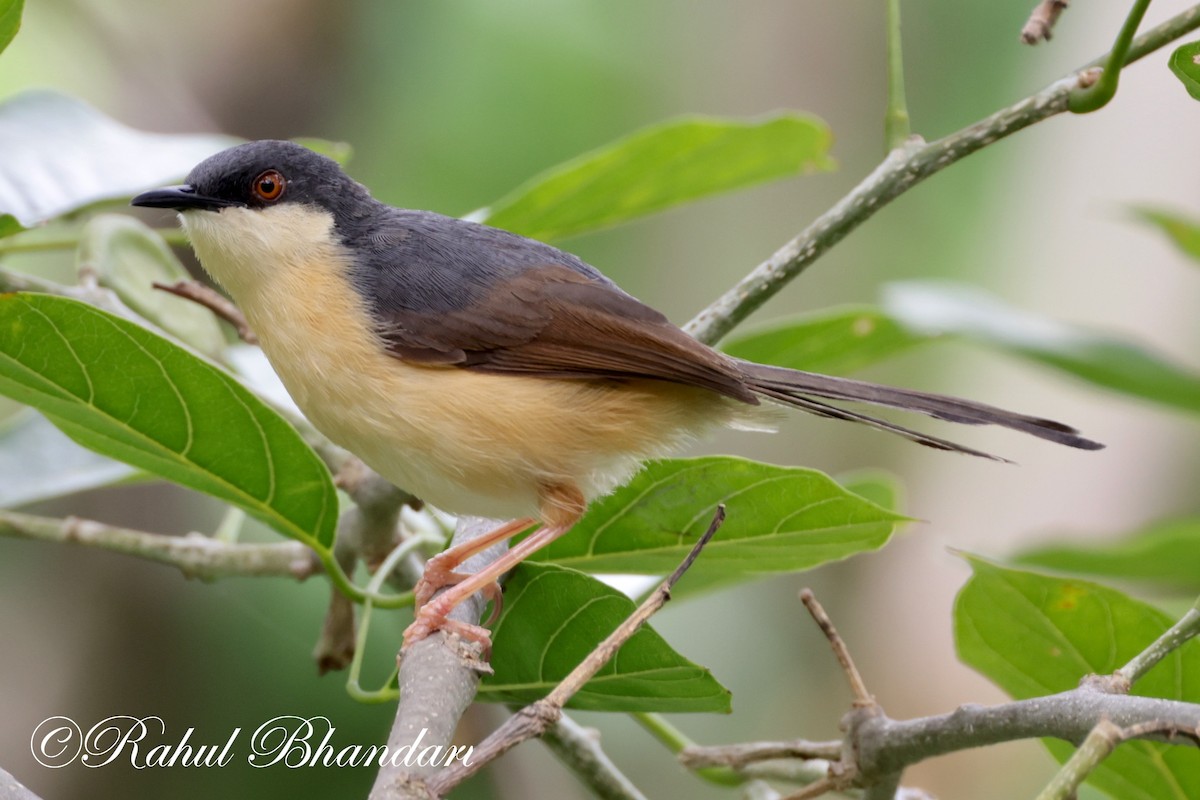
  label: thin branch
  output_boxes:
[0,509,318,580]
[1022,0,1070,45]
[152,279,258,344]
[540,715,651,800]
[1115,598,1200,688]
[423,506,726,796]
[1035,718,1122,800]
[778,775,838,800]
[800,589,873,706]
[683,3,1200,346]
[680,739,842,769]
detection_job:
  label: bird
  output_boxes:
[131,140,1103,650]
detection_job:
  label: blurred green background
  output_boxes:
[2,1,1198,798]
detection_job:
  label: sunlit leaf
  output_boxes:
[80,214,226,357]
[480,562,731,712]
[0,410,140,508]
[1133,206,1200,264]
[530,457,903,587]
[482,114,834,241]
[0,293,336,549]
[0,0,22,56]
[1015,517,1200,591]
[724,284,1200,416]
[1169,40,1200,101]
[0,90,236,227]
[956,559,1200,799]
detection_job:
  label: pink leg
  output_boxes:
[413,516,537,608]
[403,522,570,651]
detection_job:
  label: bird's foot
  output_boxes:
[402,597,494,657]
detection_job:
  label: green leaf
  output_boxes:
[722,305,931,375]
[0,293,336,549]
[1169,41,1200,101]
[724,284,1200,416]
[835,468,904,514]
[0,410,140,508]
[0,90,236,227]
[1015,518,1200,591]
[955,559,1200,799]
[80,215,226,357]
[479,562,731,712]
[481,114,834,241]
[1133,206,1200,264]
[530,457,902,586]
[0,214,24,240]
[0,0,21,56]
[884,282,1200,414]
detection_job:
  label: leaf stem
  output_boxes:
[884,0,911,150]
[346,534,437,702]
[1069,0,1153,113]
[631,713,743,787]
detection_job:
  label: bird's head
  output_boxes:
[131,140,376,295]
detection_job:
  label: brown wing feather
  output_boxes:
[377,264,759,403]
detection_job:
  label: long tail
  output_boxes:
[739,361,1104,461]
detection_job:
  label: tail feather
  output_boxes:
[740,361,1104,457]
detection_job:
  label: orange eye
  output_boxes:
[252,169,286,202]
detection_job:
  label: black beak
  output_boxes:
[130,185,244,212]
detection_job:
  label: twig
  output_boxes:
[1035,718,1122,800]
[778,775,837,800]
[152,279,258,343]
[1022,0,1069,44]
[0,509,318,580]
[1114,597,1200,689]
[681,739,842,770]
[423,505,726,796]
[540,715,651,800]
[684,3,1200,346]
[800,589,873,706]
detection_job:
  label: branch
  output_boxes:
[1022,0,1069,45]
[681,739,842,770]
[0,509,318,580]
[152,279,258,344]
[1116,597,1200,688]
[691,589,1200,798]
[683,3,1200,346]
[540,715,651,800]
[422,506,726,797]
[368,516,509,800]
